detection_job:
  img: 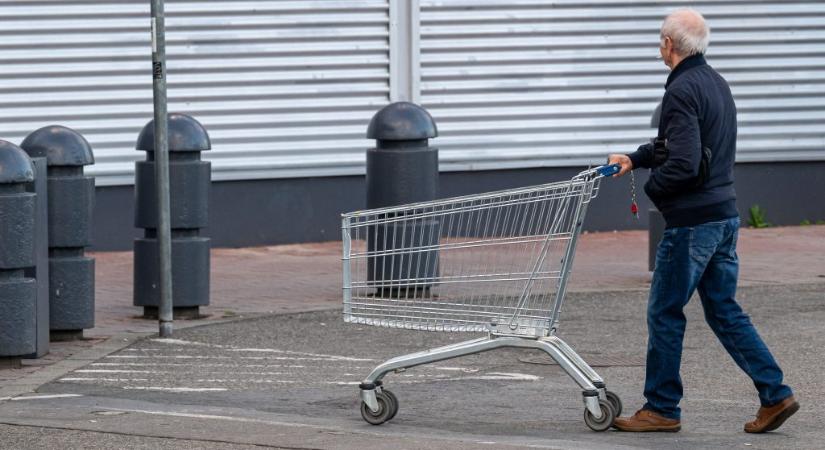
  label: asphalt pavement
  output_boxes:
[2,226,823,449]
[1,282,822,449]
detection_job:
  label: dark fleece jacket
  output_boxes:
[628,54,739,228]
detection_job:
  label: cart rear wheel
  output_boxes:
[605,390,622,417]
[360,392,392,425]
[382,389,399,421]
[583,399,615,432]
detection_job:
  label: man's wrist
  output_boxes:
[626,152,641,170]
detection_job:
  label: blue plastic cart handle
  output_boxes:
[595,164,621,177]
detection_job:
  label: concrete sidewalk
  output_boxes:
[2,225,825,389]
[96,225,825,335]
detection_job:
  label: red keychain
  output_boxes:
[629,171,639,219]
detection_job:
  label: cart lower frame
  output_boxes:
[359,333,611,418]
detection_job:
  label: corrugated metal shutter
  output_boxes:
[0,1,389,186]
[419,1,825,171]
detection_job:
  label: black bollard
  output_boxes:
[365,102,439,296]
[21,126,96,341]
[0,141,37,367]
[133,113,211,319]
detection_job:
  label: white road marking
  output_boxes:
[58,370,537,391]
[76,369,288,376]
[433,367,480,373]
[475,372,541,381]
[67,339,507,392]
[106,355,231,359]
[394,372,541,384]
[230,372,288,376]
[105,355,355,361]
[326,372,540,386]
[454,372,541,382]
[229,348,373,362]
[0,394,83,401]
[90,362,307,368]
[102,407,326,429]
[60,377,150,382]
[76,369,153,374]
[150,338,213,347]
[151,338,374,362]
[122,387,228,392]
[193,379,298,384]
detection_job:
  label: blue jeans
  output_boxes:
[643,216,792,419]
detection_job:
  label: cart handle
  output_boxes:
[575,164,620,180]
[595,164,621,177]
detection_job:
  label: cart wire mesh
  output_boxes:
[342,170,605,337]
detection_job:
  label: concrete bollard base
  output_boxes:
[49,330,84,342]
[0,357,22,370]
[142,306,203,320]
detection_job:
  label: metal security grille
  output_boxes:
[1,1,823,186]
[0,0,390,186]
[419,1,825,171]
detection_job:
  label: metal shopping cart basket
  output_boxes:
[341,164,623,431]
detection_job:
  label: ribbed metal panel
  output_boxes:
[3,1,823,185]
[420,1,825,171]
[0,1,390,185]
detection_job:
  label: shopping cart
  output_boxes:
[341,164,622,431]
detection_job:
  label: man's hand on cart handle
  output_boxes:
[607,154,633,177]
[605,155,640,219]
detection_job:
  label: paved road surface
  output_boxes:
[1,283,822,449]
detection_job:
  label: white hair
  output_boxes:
[661,9,710,56]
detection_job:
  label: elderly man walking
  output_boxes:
[607,9,797,433]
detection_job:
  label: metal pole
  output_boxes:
[150,0,173,337]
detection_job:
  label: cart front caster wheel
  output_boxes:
[583,399,615,432]
[605,390,622,417]
[382,389,399,421]
[360,391,393,425]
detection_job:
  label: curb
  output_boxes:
[0,332,148,401]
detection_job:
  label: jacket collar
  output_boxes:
[665,53,707,88]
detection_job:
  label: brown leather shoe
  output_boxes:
[612,409,681,432]
[744,396,799,433]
